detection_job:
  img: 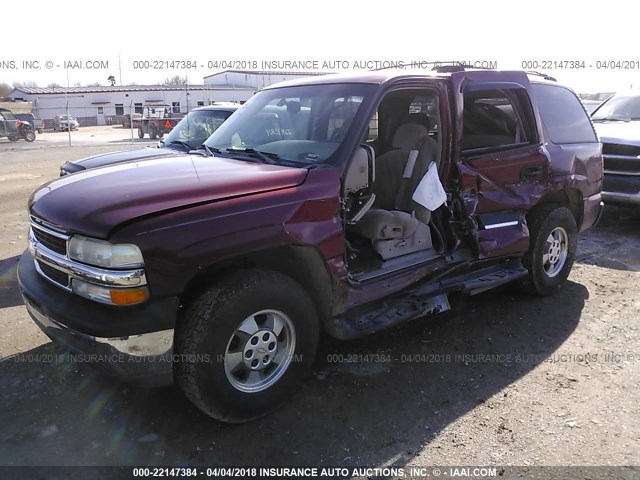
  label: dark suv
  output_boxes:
[18,69,603,423]
[60,104,240,175]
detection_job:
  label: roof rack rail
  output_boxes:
[431,62,496,73]
[525,70,557,82]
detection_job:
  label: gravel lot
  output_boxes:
[0,128,638,472]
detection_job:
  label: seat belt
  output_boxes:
[394,149,419,210]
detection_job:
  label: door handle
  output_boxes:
[520,165,543,182]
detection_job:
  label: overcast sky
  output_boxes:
[3,0,637,93]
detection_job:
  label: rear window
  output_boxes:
[532,83,597,144]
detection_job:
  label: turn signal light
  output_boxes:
[110,288,149,305]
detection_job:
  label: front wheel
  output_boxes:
[23,130,36,142]
[137,127,144,139]
[519,205,577,296]
[175,269,319,423]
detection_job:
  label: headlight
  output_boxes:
[68,235,143,269]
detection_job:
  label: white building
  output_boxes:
[204,70,326,90]
[9,70,326,128]
[9,84,255,128]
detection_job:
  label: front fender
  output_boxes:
[110,167,344,297]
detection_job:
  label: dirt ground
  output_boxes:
[0,131,638,472]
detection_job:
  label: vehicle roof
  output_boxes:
[262,70,447,89]
[262,69,567,90]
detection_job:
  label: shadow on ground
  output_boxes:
[0,279,588,468]
[0,255,23,309]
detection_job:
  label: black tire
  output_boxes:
[158,132,164,139]
[23,130,36,142]
[519,205,577,296]
[7,135,18,142]
[150,128,158,140]
[137,127,144,139]
[175,269,319,423]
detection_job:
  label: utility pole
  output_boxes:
[66,69,71,146]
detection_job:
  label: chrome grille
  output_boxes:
[602,142,640,176]
[29,217,71,289]
[31,225,67,255]
[36,260,70,288]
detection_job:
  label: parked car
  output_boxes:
[14,113,44,134]
[0,108,36,142]
[19,69,603,423]
[53,114,79,131]
[122,113,142,129]
[60,104,240,175]
[158,103,240,151]
[591,91,640,206]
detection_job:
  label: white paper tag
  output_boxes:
[412,161,447,211]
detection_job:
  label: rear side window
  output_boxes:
[462,88,536,152]
[532,83,597,144]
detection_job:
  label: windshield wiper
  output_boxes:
[188,144,220,157]
[168,140,192,150]
[225,147,278,164]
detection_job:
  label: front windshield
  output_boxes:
[205,83,375,164]
[592,94,640,121]
[164,109,234,149]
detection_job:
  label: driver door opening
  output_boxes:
[343,88,455,281]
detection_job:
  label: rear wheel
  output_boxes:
[137,127,144,139]
[175,269,319,423]
[7,134,18,142]
[519,205,577,296]
[150,128,158,140]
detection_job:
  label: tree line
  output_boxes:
[0,75,190,97]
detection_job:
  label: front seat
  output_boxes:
[351,114,439,260]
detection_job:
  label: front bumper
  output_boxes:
[18,251,178,386]
[602,174,640,206]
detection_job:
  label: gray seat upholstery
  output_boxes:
[351,114,440,260]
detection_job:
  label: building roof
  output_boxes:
[11,84,255,95]
[204,69,328,80]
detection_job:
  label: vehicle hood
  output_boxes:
[30,154,308,238]
[593,121,640,146]
[66,147,181,171]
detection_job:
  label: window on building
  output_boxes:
[172,102,180,113]
[197,101,204,107]
[134,103,143,114]
[115,104,124,115]
[97,107,104,114]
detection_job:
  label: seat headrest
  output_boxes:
[392,123,429,150]
[406,113,431,131]
[391,113,432,150]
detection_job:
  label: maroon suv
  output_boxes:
[18,69,603,423]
